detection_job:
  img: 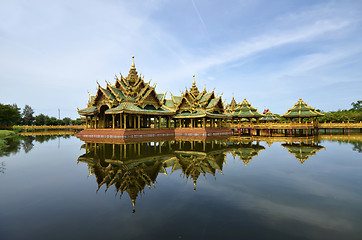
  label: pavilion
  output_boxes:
[77,57,232,138]
[282,98,324,123]
[229,98,264,124]
[260,110,280,122]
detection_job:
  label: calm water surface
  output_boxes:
[0,135,361,240]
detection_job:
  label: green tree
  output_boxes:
[48,117,58,125]
[0,103,21,126]
[351,100,362,112]
[34,114,47,126]
[62,117,71,125]
[21,105,35,125]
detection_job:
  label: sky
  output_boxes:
[0,0,361,119]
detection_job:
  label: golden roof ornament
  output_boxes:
[131,56,135,68]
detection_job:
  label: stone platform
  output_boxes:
[77,128,232,142]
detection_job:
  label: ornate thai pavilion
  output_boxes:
[165,75,229,128]
[78,58,232,138]
[78,57,174,129]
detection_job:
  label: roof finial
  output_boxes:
[193,74,196,84]
[131,56,135,68]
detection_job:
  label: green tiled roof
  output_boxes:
[157,93,165,102]
[282,99,324,118]
[231,99,264,118]
[260,110,280,121]
[172,96,182,105]
[164,99,175,108]
[173,109,229,119]
[206,98,220,109]
[100,87,117,101]
[105,102,174,115]
[108,86,126,100]
[79,106,98,115]
[199,92,213,103]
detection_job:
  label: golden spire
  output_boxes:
[193,75,196,85]
[131,56,135,68]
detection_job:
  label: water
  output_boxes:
[0,135,361,240]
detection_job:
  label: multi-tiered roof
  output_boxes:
[78,57,174,117]
[282,98,324,118]
[164,76,229,119]
[260,110,280,122]
[231,98,264,119]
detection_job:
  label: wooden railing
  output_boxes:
[319,122,362,129]
[20,130,76,136]
[227,121,362,129]
[13,125,85,131]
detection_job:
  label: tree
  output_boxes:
[48,117,58,125]
[62,117,71,125]
[34,114,47,126]
[0,103,21,126]
[351,100,362,112]
[21,105,35,125]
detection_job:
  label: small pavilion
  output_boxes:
[282,98,324,123]
[230,98,264,124]
[260,110,280,122]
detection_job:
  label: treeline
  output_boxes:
[0,103,83,126]
[318,100,362,123]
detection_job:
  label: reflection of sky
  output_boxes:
[0,137,361,239]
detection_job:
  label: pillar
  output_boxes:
[203,118,206,128]
[167,117,171,128]
[120,114,123,128]
[138,115,141,129]
[124,114,127,129]
[112,115,115,129]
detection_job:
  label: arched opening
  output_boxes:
[98,105,109,128]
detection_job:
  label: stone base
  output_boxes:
[77,128,232,143]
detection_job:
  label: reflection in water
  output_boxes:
[0,135,73,174]
[0,161,5,174]
[78,139,268,212]
[282,141,325,164]
[229,142,265,166]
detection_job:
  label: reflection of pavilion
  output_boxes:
[281,142,325,164]
[78,139,231,212]
[229,142,265,166]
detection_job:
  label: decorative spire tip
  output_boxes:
[131,56,135,68]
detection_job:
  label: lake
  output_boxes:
[0,134,361,240]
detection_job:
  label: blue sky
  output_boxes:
[1,0,361,119]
